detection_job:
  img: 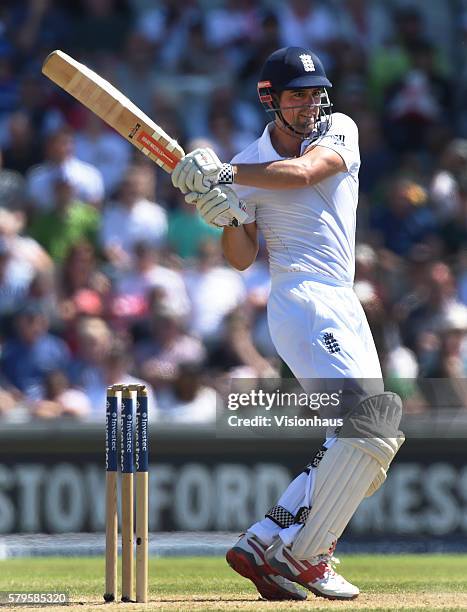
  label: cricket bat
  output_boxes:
[42,50,245,227]
[42,50,184,173]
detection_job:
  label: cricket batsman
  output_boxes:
[171,47,405,601]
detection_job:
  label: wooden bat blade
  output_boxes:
[42,50,184,172]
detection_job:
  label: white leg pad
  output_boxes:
[291,392,404,559]
[366,435,405,497]
[291,436,402,559]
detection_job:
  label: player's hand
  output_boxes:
[172,148,232,194]
[185,186,248,228]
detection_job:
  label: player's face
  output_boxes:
[279,88,322,134]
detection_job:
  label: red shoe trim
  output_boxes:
[247,537,281,577]
[226,548,299,601]
[282,548,309,573]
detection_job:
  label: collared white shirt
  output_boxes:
[231,113,360,286]
[26,157,104,210]
[184,266,246,340]
[116,264,191,318]
[75,131,131,195]
[100,198,168,254]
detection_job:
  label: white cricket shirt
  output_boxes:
[231,113,360,286]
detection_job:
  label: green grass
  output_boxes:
[0,555,466,610]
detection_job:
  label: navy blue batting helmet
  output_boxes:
[259,47,332,93]
[257,47,333,140]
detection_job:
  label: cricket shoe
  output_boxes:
[264,537,359,600]
[226,533,307,601]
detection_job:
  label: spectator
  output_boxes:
[70,0,131,54]
[0,149,26,210]
[400,261,464,371]
[0,206,52,274]
[238,11,282,104]
[0,301,71,400]
[459,250,467,306]
[420,304,467,411]
[26,126,104,212]
[369,6,427,106]
[115,32,159,116]
[0,46,19,117]
[70,327,154,419]
[354,112,395,197]
[100,164,167,267]
[207,308,278,381]
[68,316,111,393]
[439,172,467,258]
[31,370,91,420]
[430,139,467,222]
[28,177,99,262]
[136,305,206,390]
[457,10,467,137]
[382,39,452,152]
[1,111,41,175]
[184,239,246,343]
[26,270,59,327]
[337,0,392,53]
[111,241,191,324]
[429,303,467,378]
[275,0,339,64]
[11,0,71,57]
[16,72,61,136]
[155,361,218,424]
[206,92,257,161]
[58,241,109,325]
[371,177,437,257]
[0,237,33,322]
[177,20,227,79]
[167,190,222,260]
[204,0,261,50]
[74,111,131,196]
[0,384,17,420]
[103,338,154,409]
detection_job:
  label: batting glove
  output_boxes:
[185,186,248,228]
[172,147,234,194]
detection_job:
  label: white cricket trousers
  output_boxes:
[247,272,383,548]
[267,272,383,382]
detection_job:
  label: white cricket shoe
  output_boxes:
[226,533,307,601]
[264,537,359,600]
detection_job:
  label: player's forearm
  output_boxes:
[232,160,312,189]
[221,225,258,271]
[232,154,342,190]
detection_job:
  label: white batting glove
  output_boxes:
[172,147,234,194]
[185,186,248,228]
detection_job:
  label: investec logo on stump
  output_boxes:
[226,389,343,429]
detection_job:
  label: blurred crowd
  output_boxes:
[0,0,465,422]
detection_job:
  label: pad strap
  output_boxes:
[294,507,311,524]
[265,505,295,529]
[304,445,328,473]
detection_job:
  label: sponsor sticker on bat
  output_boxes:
[136,131,180,169]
